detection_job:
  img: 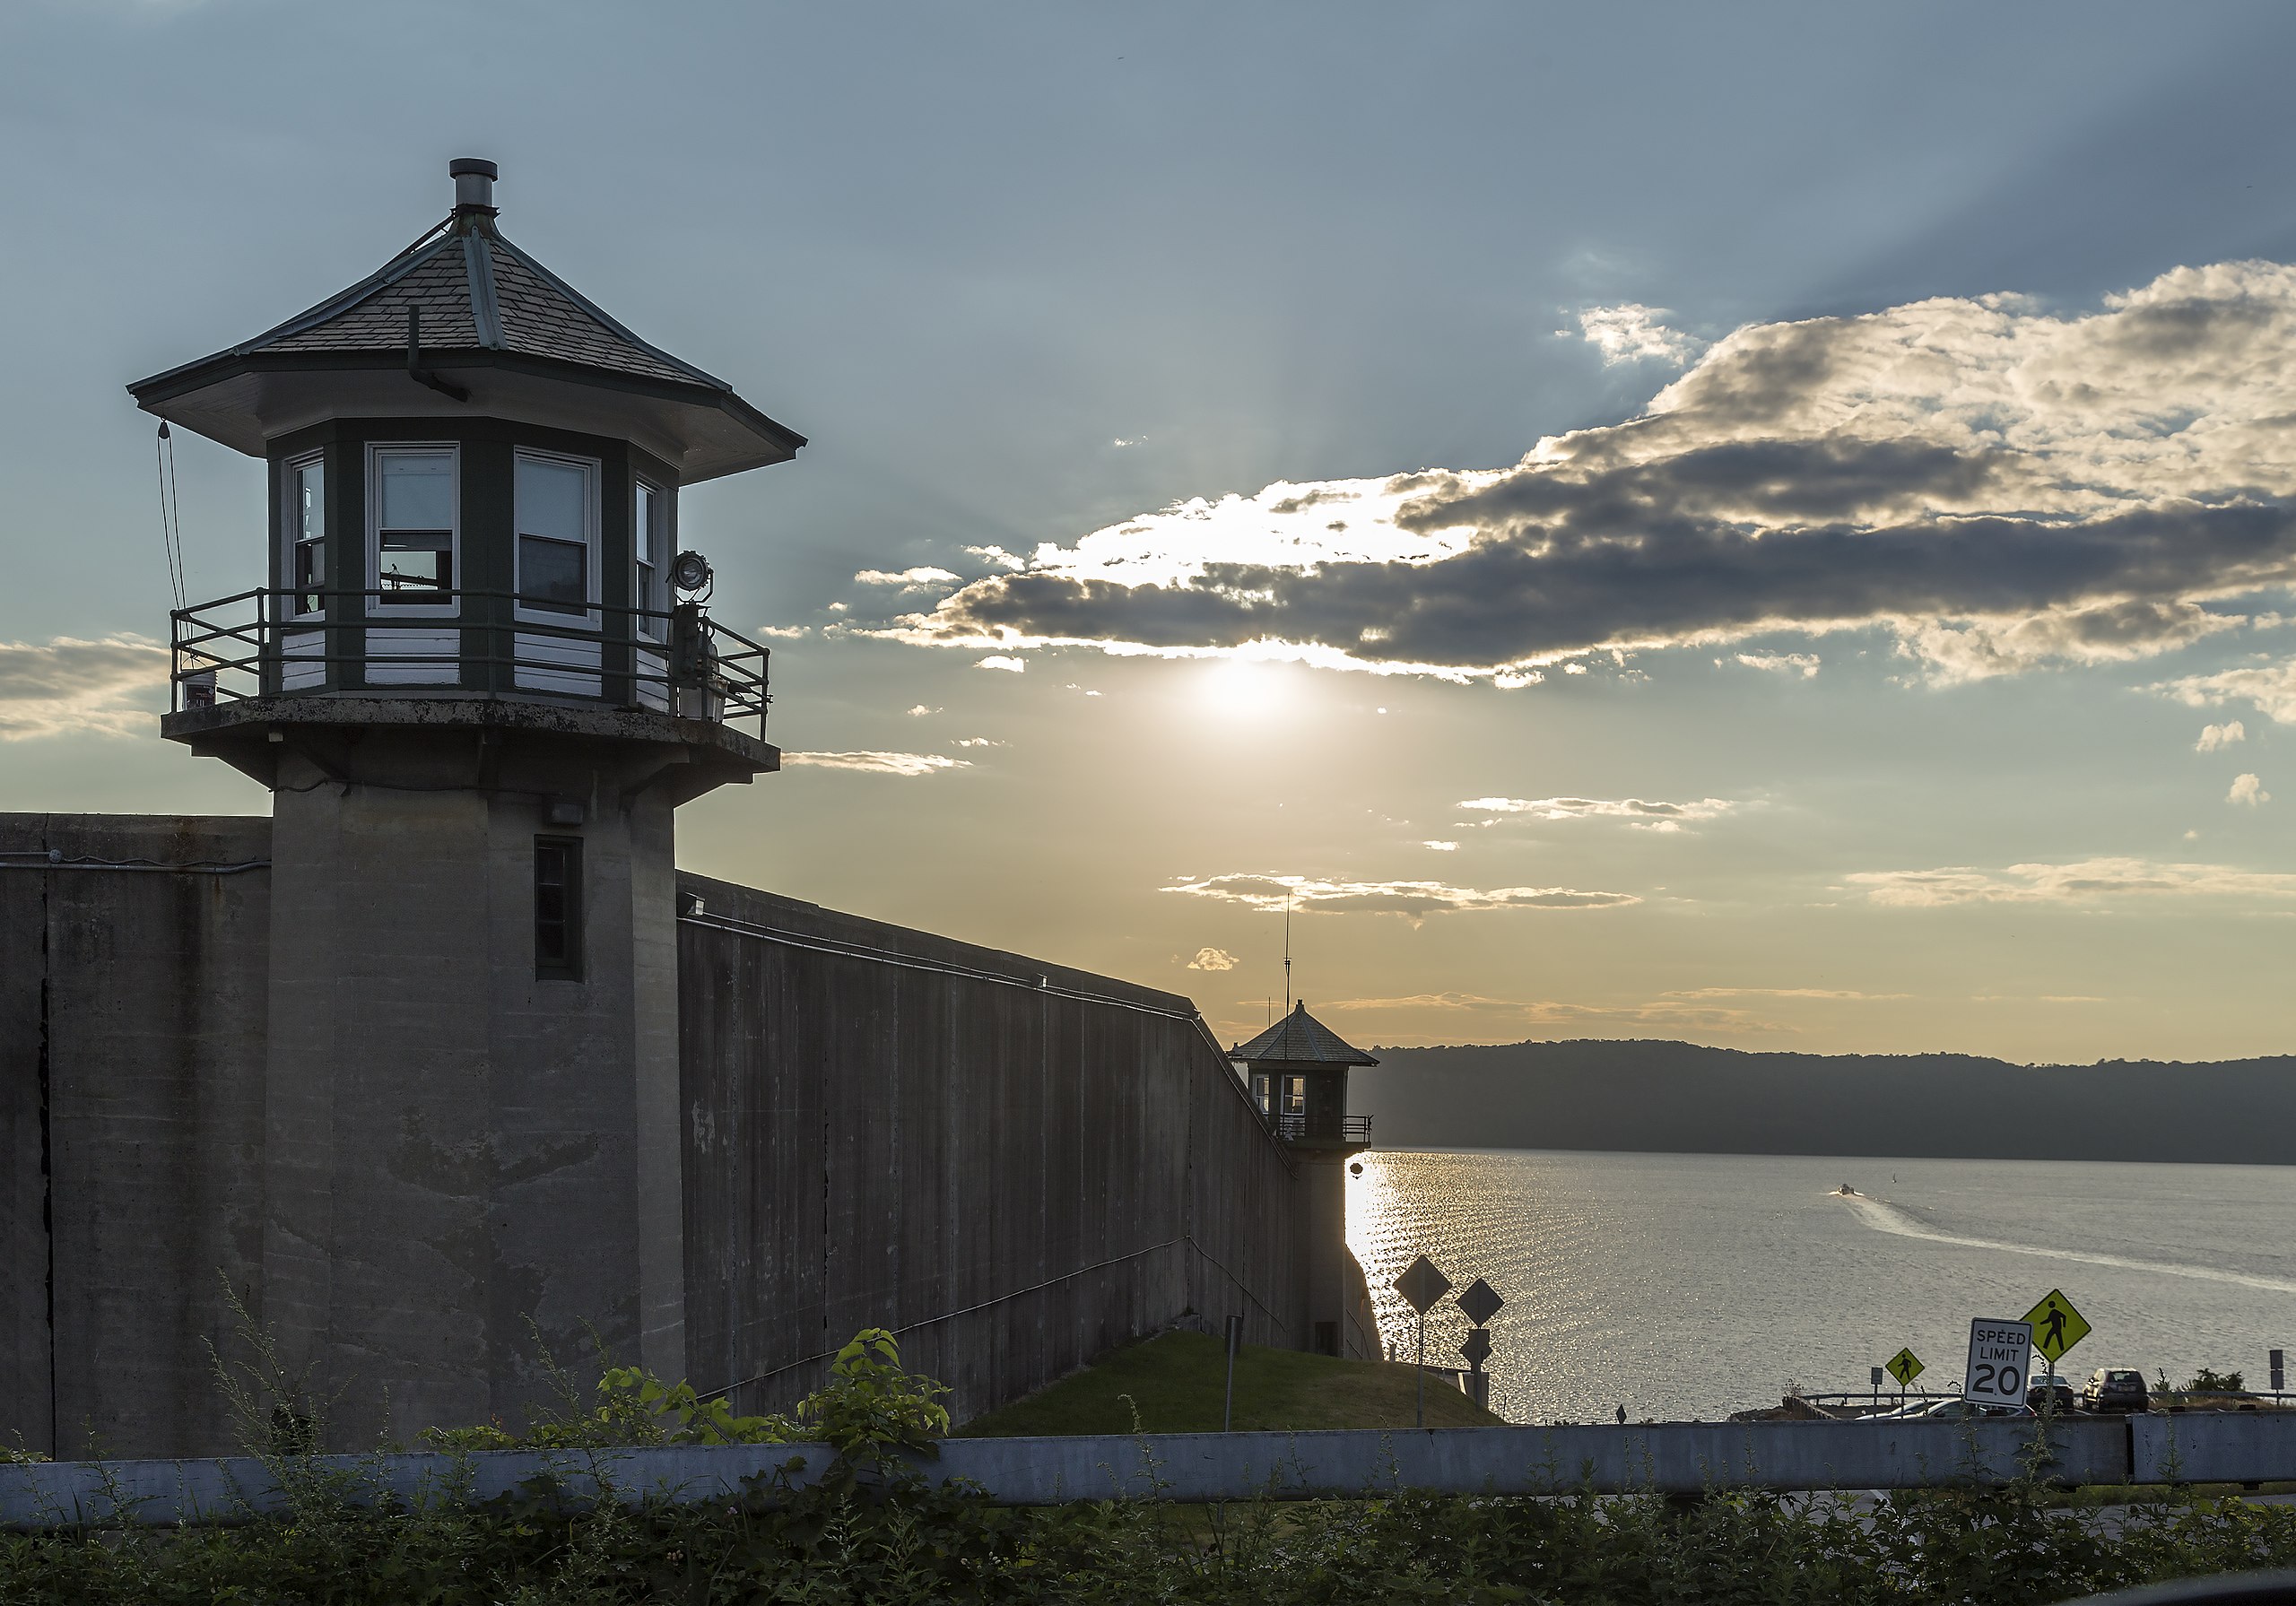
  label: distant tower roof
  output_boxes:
[1229,1002,1378,1067]
[128,158,804,482]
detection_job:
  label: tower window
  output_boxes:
[535,836,583,980]
[287,454,326,615]
[1284,1076,1307,1116]
[634,479,665,638]
[372,447,457,605]
[516,452,597,619]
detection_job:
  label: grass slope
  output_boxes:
[956,1331,1506,1437]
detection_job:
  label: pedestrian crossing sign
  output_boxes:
[1886,1348,1924,1387]
[2023,1289,2091,1363]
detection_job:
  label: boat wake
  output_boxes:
[1838,1194,2296,1296]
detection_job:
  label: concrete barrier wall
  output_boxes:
[0,814,274,1460]
[14,1412,2293,1528]
[674,877,1307,1424]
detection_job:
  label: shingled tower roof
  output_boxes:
[1229,1002,1379,1067]
[129,159,803,483]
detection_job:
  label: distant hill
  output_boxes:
[1352,1039,2296,1164]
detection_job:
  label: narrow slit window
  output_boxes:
[535,836,583,980]
[375,450,456,603]
[289,456,326,615]
[1251,1072,1272,1116]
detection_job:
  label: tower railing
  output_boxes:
[168,587,771,739]
[1269,1114,1372,1145]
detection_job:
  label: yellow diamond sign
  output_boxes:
[1885,1348,1925,1387]
[2023,1289,2091,1363]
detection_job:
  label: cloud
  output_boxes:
[1187,947,1239,971]
[2196,720,2248,751]
[975,655,1027,673]
[1164,872,1639,918]
[755,624,811,639]
[1457,795,1735,831]
[1317,990,1788,1036]
[780,751,971,777]
[1577,303,1706,367]
[1726,651,1821,677]
[963,545,1027,570]
[2153,659,2296,724]
[952,736,1004,748]
[2229,772,2271,806]
[886,262,2296,685]
[906,704,941,716]
[1664,987,1911,1001]
[0,636,170,740]
[854,566,962,589]
[1847,855,2296,906]
[1422,839,1459,851]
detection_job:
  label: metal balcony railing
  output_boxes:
[1269,1114,1372,1145]
[169,587,770,739]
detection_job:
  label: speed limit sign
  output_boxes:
[1964,1318,2034,1408]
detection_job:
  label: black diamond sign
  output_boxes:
[1458,1327,1493,1368]
[1394,1254,1452,1315]
[1457,1278,1503,1328]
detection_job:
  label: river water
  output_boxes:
[1348,1149,2296,1425]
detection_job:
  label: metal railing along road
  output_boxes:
[170,586,770,738]
[1269,1114,1373,1144]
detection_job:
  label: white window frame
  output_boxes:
[632,475,666,641]
[365,442,461,620]
[283,450,327,621]
[513,448,603,631]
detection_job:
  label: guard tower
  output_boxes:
[1230,1003,1376,1357]
[127,159,802,1445]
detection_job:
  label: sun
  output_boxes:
[1196,656,1293,721]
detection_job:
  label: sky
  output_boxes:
[4,1,2293,1063]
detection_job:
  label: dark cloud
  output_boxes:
[939,500,2293,670]
[894,263,2296,680]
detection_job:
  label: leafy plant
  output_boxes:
[2182,1367,2248,1394]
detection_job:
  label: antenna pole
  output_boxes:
[1283,888,1292,1014]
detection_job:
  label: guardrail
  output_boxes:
[170,587,770,738]
[11,1412,2295,1529]
[1269,1114,1372,1145]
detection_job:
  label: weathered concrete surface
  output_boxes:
[6,1411,2238,1527]
[2135,1412,2296,1483]
[5,812,1322,1457]
[258,729,691,1449]
[0,814,273,1458]
[674,877,1308,1425]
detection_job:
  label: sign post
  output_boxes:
[1965,1318,2034,1410]
[1885,1348,1924,1407]
[1393,1255,1453,1429]
[2022,1289,2091,1405]
[1222,1314,1244,1432]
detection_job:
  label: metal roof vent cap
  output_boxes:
[449,157,498,214]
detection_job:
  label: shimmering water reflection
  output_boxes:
[1349,1150,2296,1426]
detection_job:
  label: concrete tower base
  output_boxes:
[170,698,768,1445]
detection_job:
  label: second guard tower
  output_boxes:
[126,159,801,1443]
[1231,1002,1378,1358]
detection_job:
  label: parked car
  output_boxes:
[2082,1367,2152,1413]
[1912,1398,2033,1420]
[2027,1376,2079,1413]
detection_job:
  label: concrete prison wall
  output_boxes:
[0,814,273,1460]
[0,812,1309,1454]
[674,874,1307,1422]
